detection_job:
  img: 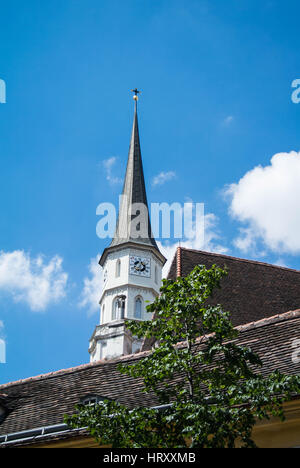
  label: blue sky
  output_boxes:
[1,0,300,383]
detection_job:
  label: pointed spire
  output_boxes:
[109,93,159,251]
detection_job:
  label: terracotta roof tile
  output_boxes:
[1,308,300,439]
[168,248,300,326]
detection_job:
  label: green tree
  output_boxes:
[65,265,300,448]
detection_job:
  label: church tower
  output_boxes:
[89,91,166,362]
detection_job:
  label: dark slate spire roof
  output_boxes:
[108,99,161,253]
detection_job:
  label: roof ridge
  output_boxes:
[193,308,300,346]
[180,247,300,274]
[0,348,151,390]
[2,309,300,389]
[235,308,300,332]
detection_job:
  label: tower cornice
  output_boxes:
[99,241,166,267]
[99,282,160,305]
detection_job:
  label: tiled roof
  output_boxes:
[1,309,300,441]
[0,351,154,438]
[168,248,300,326]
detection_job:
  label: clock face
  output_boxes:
[129,256,151,277]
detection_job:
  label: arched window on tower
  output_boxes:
[112,295,126,320]
[134,297,142,319]
[112,299,118,320]
[116,259,121,278]
[155,266,158,284]
[100,304,105,324]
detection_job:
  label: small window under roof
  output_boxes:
[0,405,7,424]
[80,394,108,406]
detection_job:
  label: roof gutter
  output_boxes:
[0,404,173,446]
[0,423,84,446]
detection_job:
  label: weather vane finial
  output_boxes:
[131,88,141,101]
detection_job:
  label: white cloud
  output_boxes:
[0,250,68,311]
[222,115,234,126]
[80,256,102,314]
[102,157,122,185]
[158,212,228,278]
[273,258,289,268]
[232,227,263,254]
[226,151,300,254]
[152,171,176,187]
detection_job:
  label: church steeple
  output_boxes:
[89,91,165,363]
[99,91,165,267]
[110,91,158,250]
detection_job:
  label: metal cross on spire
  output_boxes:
[131,88,141,101]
